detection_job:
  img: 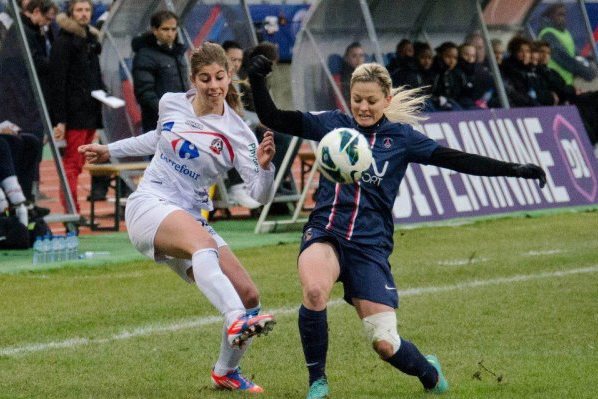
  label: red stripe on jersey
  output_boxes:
[326,183,341,231]
[369,132,376,148]
[179,130,235,162]
[345,182,361,240]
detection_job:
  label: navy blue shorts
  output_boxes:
[299,225,398,308]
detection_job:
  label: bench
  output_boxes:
[83,162,149,231]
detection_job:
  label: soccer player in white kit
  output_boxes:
[79,42,277,393]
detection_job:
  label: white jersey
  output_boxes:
[108,90,275,218]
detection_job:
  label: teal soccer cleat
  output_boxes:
[306,377,329,399]
[425,355,449,394]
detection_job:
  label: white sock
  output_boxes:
[0,190,8,211]
[1,176,26,205]
[191,248,244,324]
[213,305,261,375]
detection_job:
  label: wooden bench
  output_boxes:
[83,162,149,231]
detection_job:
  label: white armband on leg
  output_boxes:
[362,311,402,353]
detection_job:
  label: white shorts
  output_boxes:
[125,192,227,283]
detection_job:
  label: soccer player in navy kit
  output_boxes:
[247,55,546,399]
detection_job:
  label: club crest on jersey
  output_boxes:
[210,138,224,155]
[162,121,175,132]
[383,137,393,148]
[171,138,199,159]
[185,120,204,130]
[303,227,313,242]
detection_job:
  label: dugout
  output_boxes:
[291,0,597,112]
[288,0,597,141]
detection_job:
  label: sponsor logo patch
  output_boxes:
[185,120,204,130]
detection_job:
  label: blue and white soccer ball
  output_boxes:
[316,128,373,184]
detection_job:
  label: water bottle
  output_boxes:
[57,236,66,262]
[32,237,43,265]
[41,235,52,263]
[66,232,79,260]
[50,236,61,262]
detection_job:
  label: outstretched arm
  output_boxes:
[78,130,159,163]
[247,55,304,136]
[428,146,547,188]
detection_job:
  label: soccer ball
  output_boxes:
[316,128,373,184]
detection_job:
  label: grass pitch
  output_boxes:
[0,211,597,398]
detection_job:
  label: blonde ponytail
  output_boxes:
[385,86,429,126]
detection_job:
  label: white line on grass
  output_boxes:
[2,265,597,357]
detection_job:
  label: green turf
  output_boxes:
[0,219,303,274]
[0,211,597,398]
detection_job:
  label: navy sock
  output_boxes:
[385,339,438,389]
[298,305,328,385]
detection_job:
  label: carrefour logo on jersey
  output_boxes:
[171,138,200,160]
[160,152,200,180]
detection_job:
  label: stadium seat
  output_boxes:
[327,54,346,111]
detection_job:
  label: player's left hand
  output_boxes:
[257,130,275,170]
[513,163,547,188]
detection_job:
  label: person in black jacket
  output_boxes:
[431,41,466,111]
[500,36,555,108]
[50,0,104,213]
[132,10,188,132]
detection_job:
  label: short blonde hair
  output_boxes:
[350,63,428,126]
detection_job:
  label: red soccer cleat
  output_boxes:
[226,313,276,348]
[211,367,264,393]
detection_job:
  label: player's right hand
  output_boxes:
[247,55,273,78]
[78,143,110,164]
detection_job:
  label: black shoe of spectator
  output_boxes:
[27,203,50,219]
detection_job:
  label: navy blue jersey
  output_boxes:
[302,110,439,251]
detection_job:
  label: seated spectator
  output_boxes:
[222,39,260,210]
[501,36,554,107]
[536,40,598,146]
[0,134,31,226]
[431,41,466,111]
[387,38,414,75]
[340,42,366,105]
[247,41,299,214]
[464,31,488,66]
[458,43,496,109]
[392,41,434,90]
[491,38,505,66]
[538,4,597,86]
